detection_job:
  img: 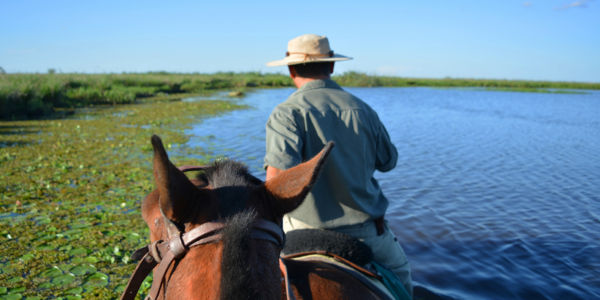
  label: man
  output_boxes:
[264,34,412,297]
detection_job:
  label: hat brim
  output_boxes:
[266,54,352,67]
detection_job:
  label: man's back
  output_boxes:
[264,79,398,228]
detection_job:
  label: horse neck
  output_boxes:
[163,233,282,300]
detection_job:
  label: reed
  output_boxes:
[2,72,598,120]
[333,71,600,90]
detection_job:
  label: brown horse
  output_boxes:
[122,135,388,300]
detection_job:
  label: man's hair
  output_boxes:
[290,62,332,77]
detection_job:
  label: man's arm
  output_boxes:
[266,165,284,181]
[264,109,303,179]
[375,118,398,172]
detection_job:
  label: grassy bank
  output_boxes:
[334,71,600,90]
[0,72,291,120]
[0,98,245,299]
[2,72,599,120]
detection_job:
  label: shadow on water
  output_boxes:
[0,124,40,148]
[0,124,39,135]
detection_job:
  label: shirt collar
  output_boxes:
[297,78,342,92]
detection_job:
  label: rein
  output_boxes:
[120,166,285,300]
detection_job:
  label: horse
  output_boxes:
[121,135,392,300]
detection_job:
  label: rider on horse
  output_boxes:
[264,34,413,297]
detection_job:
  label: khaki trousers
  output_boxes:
[283,216,413,298]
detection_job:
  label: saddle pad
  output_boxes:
[289,254,395,300]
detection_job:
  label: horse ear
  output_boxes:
[151,135,200,222]
[264,142,334,215]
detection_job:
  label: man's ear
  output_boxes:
[288,65,297,78]
[330,62,335,74]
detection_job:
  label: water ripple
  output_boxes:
[188,87,600,299]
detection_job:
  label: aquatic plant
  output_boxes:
[0,98,245,298]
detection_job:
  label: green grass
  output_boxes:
[2,72,599,120]
[0,72,292,120]
[333,71,600,90]
[0,98,246,299]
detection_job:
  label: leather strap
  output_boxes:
[283,251,381,279]
[279,258,297,300]
[374,217,385,236]
[121,252,158,300]
[281,252,393,300]
[121,218,285,300]
[121,165,286,300]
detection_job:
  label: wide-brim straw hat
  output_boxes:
[266,34,352,67]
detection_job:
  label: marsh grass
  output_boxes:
[333,71,600,91]
[0,72,292,120]
[0,99,245,299]
[3,72,598,120]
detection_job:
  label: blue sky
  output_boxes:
[1,0,599,82]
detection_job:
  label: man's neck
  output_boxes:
[293,76,330,89]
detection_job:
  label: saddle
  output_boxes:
[280,229,399,300]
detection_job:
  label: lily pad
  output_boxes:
[51,273,75,285]
[40,266,63,278]
[67,248,88,256]
[0,293,22,300]
[5,278,21,285]
[18,253,34,262]
[83,272,109,288]
[69,264,96,276]
[35,244,54,251]
[65,286,83,295]
[7,287,24,294]
[38,282,52,289]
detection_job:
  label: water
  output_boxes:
[186,87,600,299]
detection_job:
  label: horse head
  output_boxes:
[138,135,333,300]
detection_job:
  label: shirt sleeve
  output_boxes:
[374,115,398,172]
[264,108,304,170]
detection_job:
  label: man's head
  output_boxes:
[288,62,334,79]
[267,34,352,85]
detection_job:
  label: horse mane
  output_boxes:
[198,160,277,300]
[220,210,259,300]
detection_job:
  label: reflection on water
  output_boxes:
[187,87,600,299]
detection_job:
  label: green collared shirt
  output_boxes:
[264,79,398,228]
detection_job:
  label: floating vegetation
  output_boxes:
[0,98,245,298]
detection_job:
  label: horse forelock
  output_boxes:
[202,160,259,189]
[199,160,263,218]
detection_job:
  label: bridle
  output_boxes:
[120,166,285,300]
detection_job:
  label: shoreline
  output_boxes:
[2,72,599,120]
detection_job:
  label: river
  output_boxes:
[185,87,600,299]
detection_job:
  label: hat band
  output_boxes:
[285,51,334,61]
